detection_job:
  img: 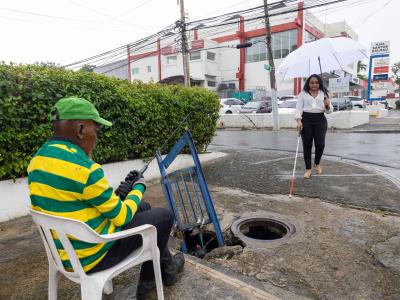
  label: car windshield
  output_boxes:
[279,100,297,108]
[331,98,346,103]
[243,102,261,109]
[279,96,295,101]
[347,97,361,101]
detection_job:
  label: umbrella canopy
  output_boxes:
[277,37,368,80]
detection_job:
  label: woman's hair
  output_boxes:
[303,74,329,98]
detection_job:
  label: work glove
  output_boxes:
[115,181,131,200]
[125,170,142,183]
[125,170,146,187]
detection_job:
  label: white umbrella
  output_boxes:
[277,37,368,80]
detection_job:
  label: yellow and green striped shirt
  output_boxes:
[28,139,145,272]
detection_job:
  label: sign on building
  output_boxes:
[329,77,350,93]
[368,41,390,100]
[373,57,390,67]
[371,41,390,55]
[373,74,389,81]
[373,66,389,74]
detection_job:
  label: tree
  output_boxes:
[391,62,400,94]
[357,60,367,73]
[79,64,96,72]
[357,60,368,82]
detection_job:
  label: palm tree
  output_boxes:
[357,61,367,73]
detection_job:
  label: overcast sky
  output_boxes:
[0,0,397,68]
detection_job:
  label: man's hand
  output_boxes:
[125,170,141,183]
[115,181,131,200]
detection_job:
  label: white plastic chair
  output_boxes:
[30,209,164,300]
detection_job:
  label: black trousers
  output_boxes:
[301,112,327,170]
[88,202,174,280]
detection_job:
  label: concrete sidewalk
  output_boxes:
[1,147,399,299]
[344,109,400,133]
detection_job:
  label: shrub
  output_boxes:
[0,64,219,179]
[395,100,400,110]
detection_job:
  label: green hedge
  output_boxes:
[0,64,219,180]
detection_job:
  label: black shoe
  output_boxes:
[162,252,185,286]
[136,279,155,300]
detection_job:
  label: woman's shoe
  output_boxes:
[315,164,322,174]
[304,169,312,179]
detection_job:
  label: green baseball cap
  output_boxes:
[50,97,112,127]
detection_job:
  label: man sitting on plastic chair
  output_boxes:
[27,97,184,299]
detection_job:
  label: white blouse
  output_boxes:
[295,90,333,120]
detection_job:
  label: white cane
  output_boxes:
[289,131,301,199]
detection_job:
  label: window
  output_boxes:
[207,81,216,87]
[207,52,216,61]
[132,67,139,75]
[147,65,151,72]
[246,30,297,63]
[305,31,318,43]
[190,51,201,60]
[166,55,177,64]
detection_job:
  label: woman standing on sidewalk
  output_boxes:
[295,74,333,178]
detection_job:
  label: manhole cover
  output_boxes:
[231,217,295,246]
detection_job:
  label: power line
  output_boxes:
[186,0,351,32]
[350,0,393,29]
[118,0,154,16]
[74,0,370,76]
[64,22,177,68]
[92,0,354,75]
[65,0,149,30]
[0,6,121,26]
[64,1,302,70]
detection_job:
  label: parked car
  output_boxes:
[278,99,297,114]
[378,99,394,110]
[239,100,272,114]
[344,96,366,109]
[278,95,297,105]
[219,98,244,114]
[331,97,353,111]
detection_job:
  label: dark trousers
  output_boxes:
[301,112,328,170]
[88,202,174,280]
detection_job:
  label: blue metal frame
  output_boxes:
[156,131,225,251]
[367,53,390,101]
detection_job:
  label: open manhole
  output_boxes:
[182,230,219,258]
[231,217,295,245]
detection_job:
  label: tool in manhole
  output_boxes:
[231,217,295,245]
[157,131,225,258]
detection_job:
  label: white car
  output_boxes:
[278,99,298,114]
[219,98,244,114]
[278,95,297,105]
[344,96,366,109]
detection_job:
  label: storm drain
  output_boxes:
[231,217,295,246]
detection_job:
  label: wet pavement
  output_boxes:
[204,147,400,213]
[350,110,400,133]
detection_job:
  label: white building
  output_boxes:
[101,1,361,98]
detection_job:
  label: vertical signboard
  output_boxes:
[367,41,390,101]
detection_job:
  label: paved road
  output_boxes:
[210,128,400,186]
[351,109,400,132]
[207,128,400,213]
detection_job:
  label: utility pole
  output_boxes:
[263,0,279,130]
[178,0,190,87]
